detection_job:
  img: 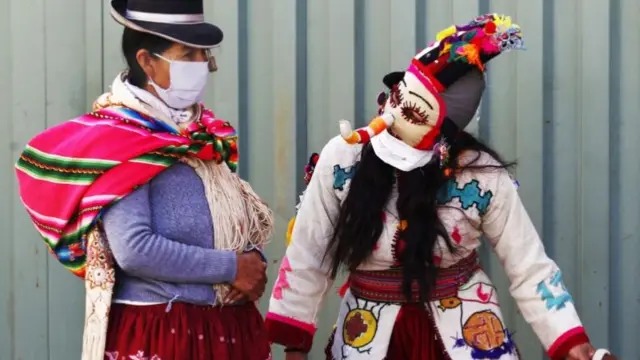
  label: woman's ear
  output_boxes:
[382,71,405,89]
[135,49,155,80]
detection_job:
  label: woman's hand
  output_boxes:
[223,288,248,304]
[224,286,264,304]
[566,343,617,360]
[225,251,267,303]
[566,343,596,360]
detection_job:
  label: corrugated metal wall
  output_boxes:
[1,0,638,359]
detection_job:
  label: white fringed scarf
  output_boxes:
[184,157,273,302]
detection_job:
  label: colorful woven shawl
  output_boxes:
[15,105,238,278]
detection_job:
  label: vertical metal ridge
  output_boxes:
[237,0,249,179]
[477,0,491,142]
[607,0,621,352]
[541,0,555,256]
[476,0,492,272]
[354,0,366,128]
[415,0,427,52]
[295,0,309,196]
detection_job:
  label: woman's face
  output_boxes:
[136,43,211,89]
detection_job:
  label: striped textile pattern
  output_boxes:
[349,251,480,303]
[15,105,238,278]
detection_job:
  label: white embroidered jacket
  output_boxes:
[266,136,589,360]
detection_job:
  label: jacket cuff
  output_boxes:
[265,312,315,353]
[547,326,590,360]
[244,244,267,263]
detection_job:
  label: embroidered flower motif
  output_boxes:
[476,283,491,302]
[85,227,116,290]
[86,229,114,267]
[129,350,148,360]
[273,256,292,300]
[87,266,115,290]
[106,350,160,360]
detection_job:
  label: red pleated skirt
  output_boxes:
[104,302,272,360]
[325,304,447,360]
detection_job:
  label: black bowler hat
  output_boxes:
[111,0,224,49]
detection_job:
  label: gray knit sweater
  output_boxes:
[102,162,240,305]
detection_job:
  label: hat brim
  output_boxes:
[111,2,223,49]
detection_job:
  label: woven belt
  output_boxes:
[349,251,480,303]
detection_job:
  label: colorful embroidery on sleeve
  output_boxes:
[436,179,493,215]
[333,162,360,191]
[273,256,292,300]
[536,270,574,311]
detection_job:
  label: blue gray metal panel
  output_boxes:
[0,0,13,358]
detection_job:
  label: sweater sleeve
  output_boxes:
[102,183,238,284]
[481,169,589,360]
[265,137,346,353]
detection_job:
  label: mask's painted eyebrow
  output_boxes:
[409,91,434,110]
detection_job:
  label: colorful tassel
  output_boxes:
[436,25,457,41]
[432,13,523,74]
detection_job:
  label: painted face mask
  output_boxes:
[338,13,524,171]
[149,54,210,109]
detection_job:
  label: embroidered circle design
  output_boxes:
[438,296,462,311]
[462,311,505,351]
[90,268,107,284]
[342,309,377,349]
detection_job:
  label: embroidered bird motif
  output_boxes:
[476,283,490,302]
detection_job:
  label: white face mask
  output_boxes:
[370,130,434,172]
[148,54,210,109]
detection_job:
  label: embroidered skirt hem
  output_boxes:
[104,302,271,360]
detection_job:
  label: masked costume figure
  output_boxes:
[266,14,613,360]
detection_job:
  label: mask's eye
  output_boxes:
[389,85,403,107]
[400,102,429,124]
